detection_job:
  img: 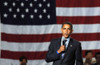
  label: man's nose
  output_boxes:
[65,29,68,32]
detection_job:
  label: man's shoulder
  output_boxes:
[70,38,82,48]
[51,37,61,42]
[49,38,61,45]
[70,38,81,44]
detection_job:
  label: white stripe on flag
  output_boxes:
[0,58,52,65]
[1,41,100,51]
[1,41,49,51]
[81,41,100,50]
[1,24,100,34]
[56,7,100,16]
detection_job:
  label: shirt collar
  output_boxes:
[61,36,70,45]
[61,36,70,41]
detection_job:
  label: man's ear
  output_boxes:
[71,29,73,33]
[61,28,63,33]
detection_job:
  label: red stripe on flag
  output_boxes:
[56,0,100,7]
[1,33,61,42]
[2,33,100,42]
[1,50,100,60]
[1,50,47,60]
[57,16,100,24]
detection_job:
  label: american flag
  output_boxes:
[0,0,100,65]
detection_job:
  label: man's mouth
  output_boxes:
[65,33,68,35]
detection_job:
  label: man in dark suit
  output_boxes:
[45,22,83,65]
[92,52,100,65]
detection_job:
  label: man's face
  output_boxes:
[20,59,27,65]
[61,24,73,38]
[96,54,100,64]
[86,52,93,59]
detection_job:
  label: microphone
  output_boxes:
[63,40,67,46]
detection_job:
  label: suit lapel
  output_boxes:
[55,38,63,59]
[62,38,73,59]
[56,38,61,50]
[66,38,73,51]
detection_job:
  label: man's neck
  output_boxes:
[62,36,70,39]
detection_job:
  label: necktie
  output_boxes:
[63,40,67,46]
[62,40,67,59]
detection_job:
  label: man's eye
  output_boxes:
[68,28,71,30]
[63,28,66,30]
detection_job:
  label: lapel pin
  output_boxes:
[70,45,72,47]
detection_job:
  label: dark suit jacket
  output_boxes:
[45,37,83,65]
[92,63,99,65]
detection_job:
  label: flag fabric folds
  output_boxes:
[0,0,100,65]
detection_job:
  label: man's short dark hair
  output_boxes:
[95,52,100,58]
[61,22,73,29]
[19,56,27,62]
[85,50,92,56]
